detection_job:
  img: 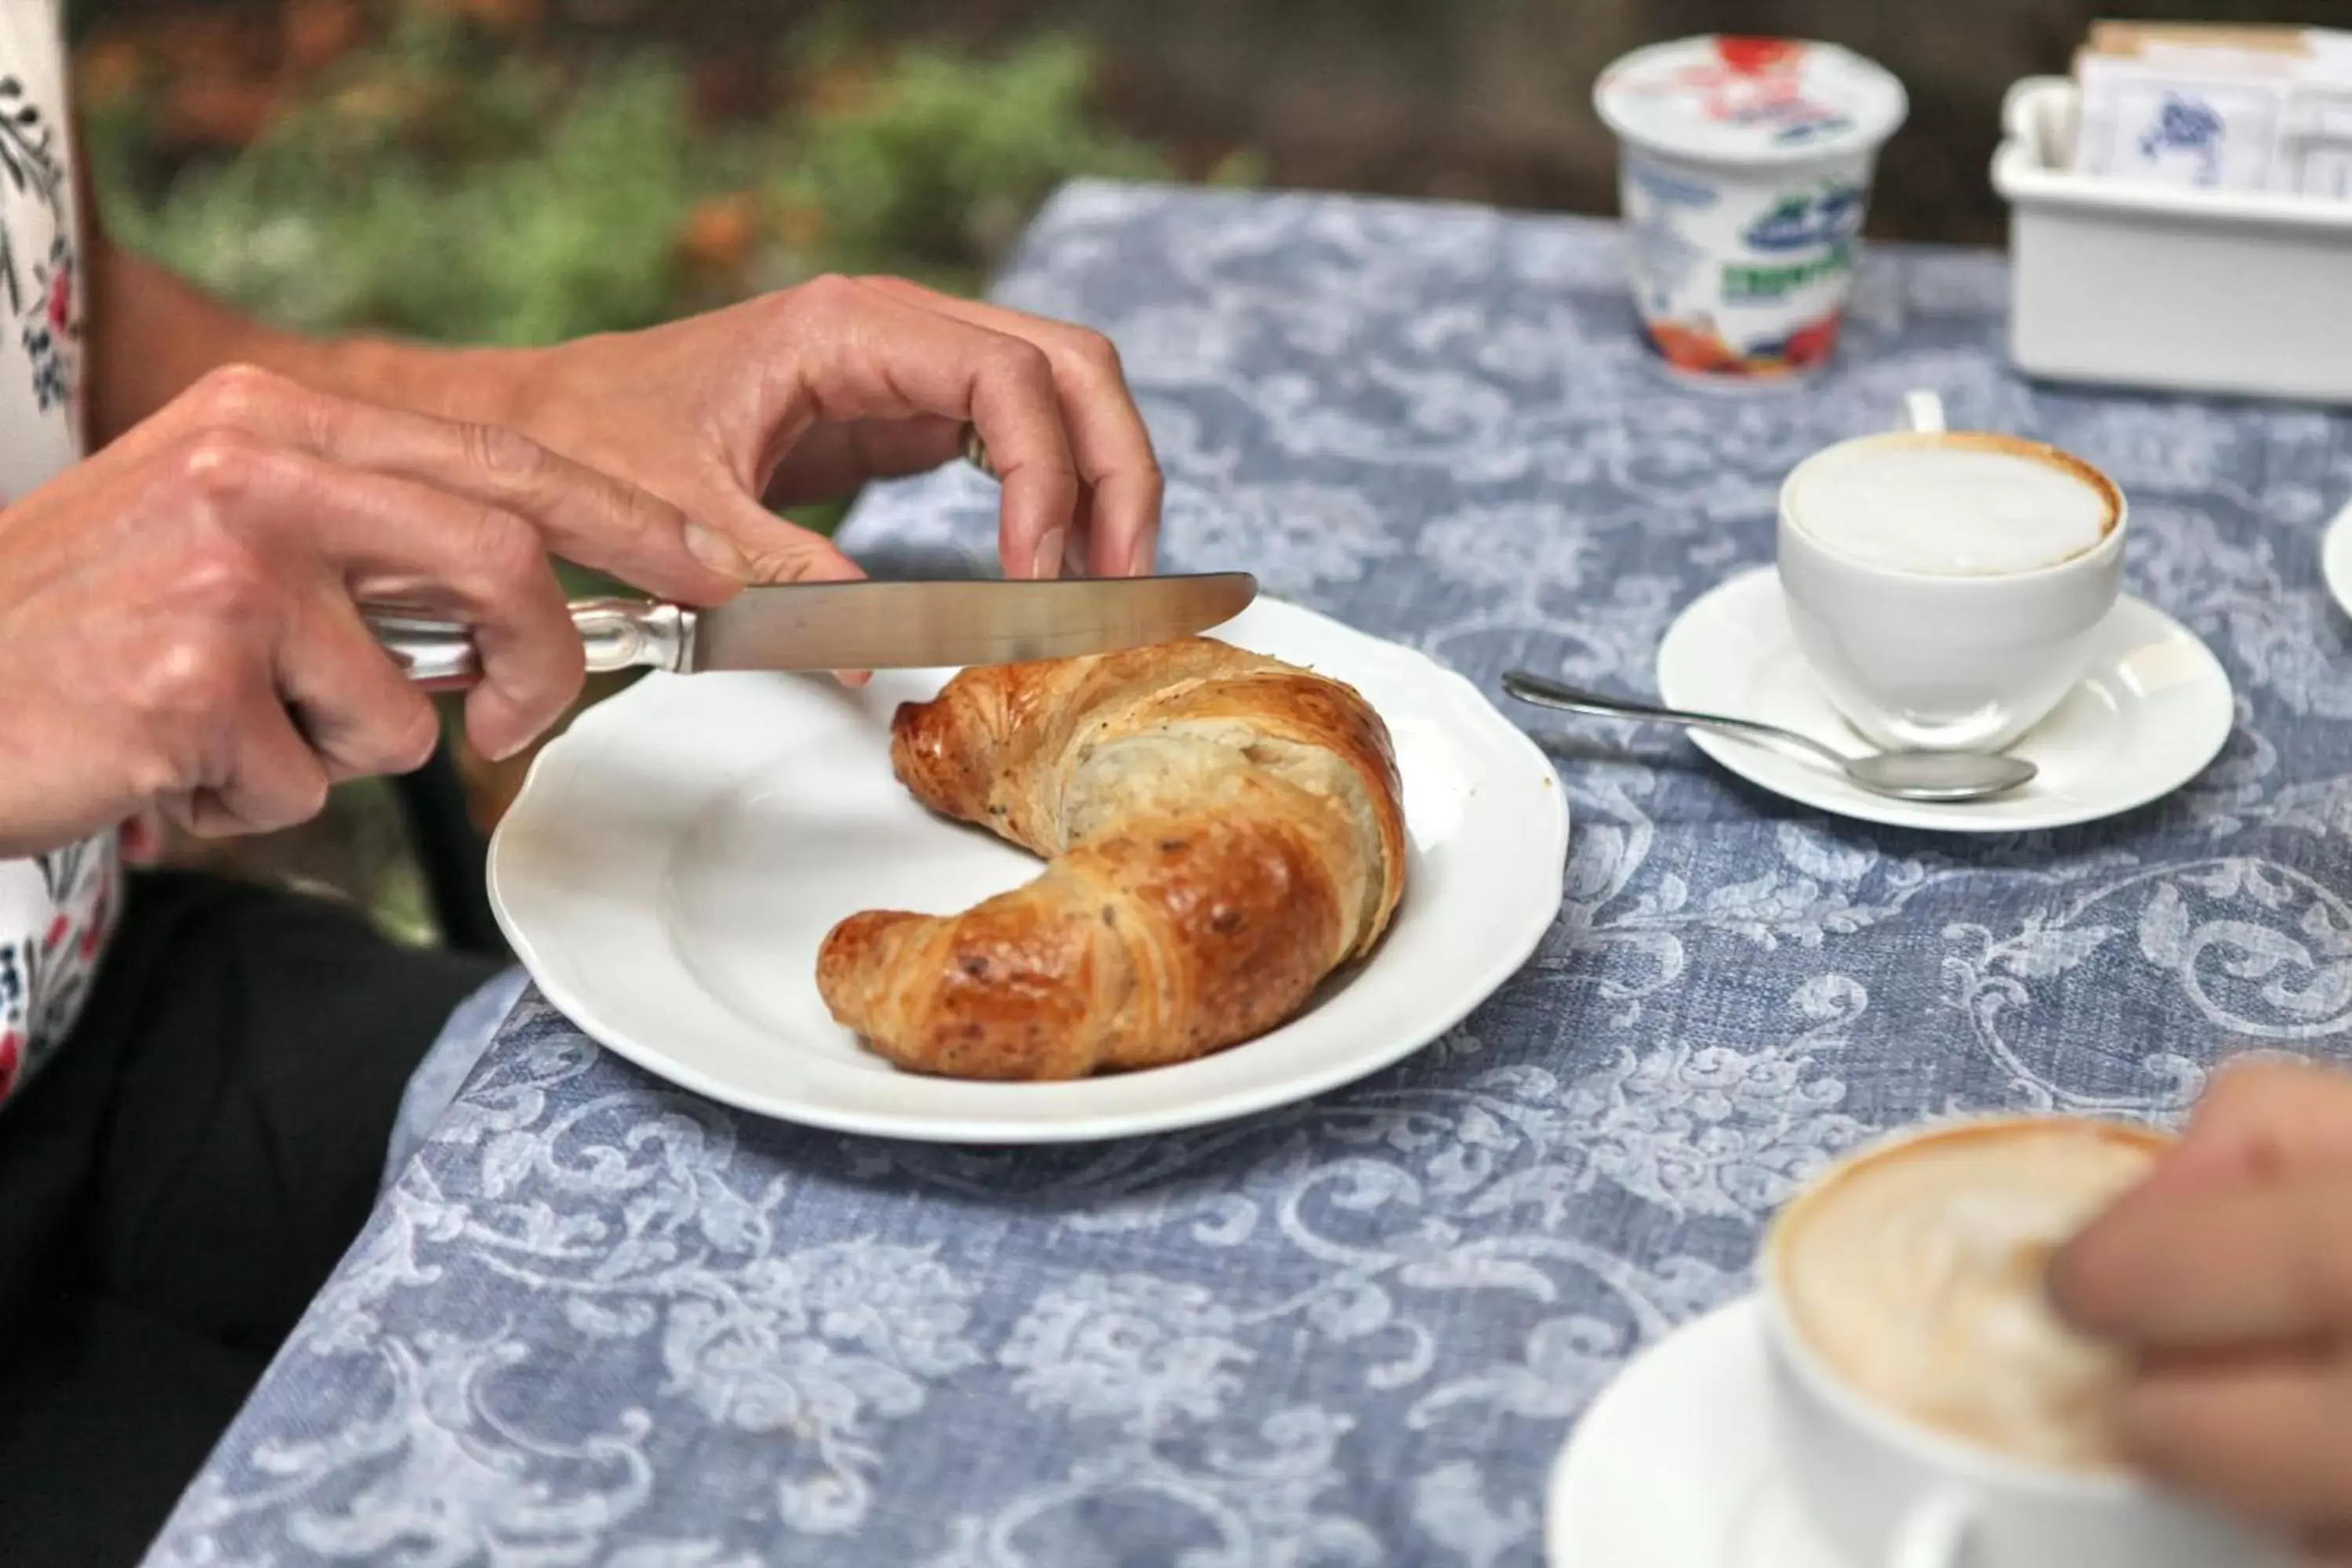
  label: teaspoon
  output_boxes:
[1500,671,2038,804]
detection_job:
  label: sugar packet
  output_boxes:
[2073,22,2352,199]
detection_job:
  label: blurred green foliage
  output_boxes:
[768,36,1172,289]
[82,11,1217,345]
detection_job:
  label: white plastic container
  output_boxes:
[1994,75,2352,404]
[1595,37,1907,381]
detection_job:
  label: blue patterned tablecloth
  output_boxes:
[152,182,2352,1567]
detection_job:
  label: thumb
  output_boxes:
[706,490,866,586]
[705,490,872,687]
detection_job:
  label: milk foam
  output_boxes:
[1791,441,2116,576]
[1777,1123,2161,1471]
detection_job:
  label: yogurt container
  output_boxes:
[1595,36,1907,380]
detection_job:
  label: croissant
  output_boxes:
[815,638,1406,1080]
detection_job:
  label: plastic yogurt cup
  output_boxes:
[1595,36,1907,380]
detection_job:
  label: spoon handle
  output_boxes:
[1499,670,1850,769]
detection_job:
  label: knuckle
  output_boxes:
[462,421,546,483]
[990,337,1055,389]
[786,272,859,320]
[187,361,291,426]
[1067,327,1124,378]
[466,506,550,588]
[176,529,275,619]
[166,427,273,504]
[133,637,251,728]
[616,480,684,549]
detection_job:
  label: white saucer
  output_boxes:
[1548,1298,1842,1568]
[1653,569,2234,833]
[2323,499,2352,620]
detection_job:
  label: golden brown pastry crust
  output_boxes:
[815,638,1406,1080]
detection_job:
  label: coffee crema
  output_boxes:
[1788,434,2122,578]
[1771,1118,2165,1472]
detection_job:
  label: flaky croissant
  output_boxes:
[815,638,1406,1080]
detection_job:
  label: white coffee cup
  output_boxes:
[1775,394,2126,752]
[1759,1116,2294,1568]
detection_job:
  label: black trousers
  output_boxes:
[0,870,497,1566]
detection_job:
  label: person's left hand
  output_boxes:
[491,274,1164,586]
[2051,1058,2352,1559]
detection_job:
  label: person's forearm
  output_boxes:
[84,236,542,445]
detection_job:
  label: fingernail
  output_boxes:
[1031,530,1065,581]
[685,521,752,582]
[1127,532,1157,576]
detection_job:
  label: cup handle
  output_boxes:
[1886,1490,1973,1568]
[1900,390,1947,434]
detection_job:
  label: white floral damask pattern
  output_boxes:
[152,181,2352,1566]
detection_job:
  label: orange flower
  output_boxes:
[678,194,758,276]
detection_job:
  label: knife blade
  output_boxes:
[365,573,1258,687]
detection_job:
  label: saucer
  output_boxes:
[1653,568,2233,833]
[1547,1298,1843,1568]
[2323,499,2352,620]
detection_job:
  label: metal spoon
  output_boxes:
[1500,671,2038,803]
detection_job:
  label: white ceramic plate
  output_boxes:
[488,598,1568,1144]
[2324,499,2352,620]
[1655,569,2234,834]
[1548,1298,1840,1568]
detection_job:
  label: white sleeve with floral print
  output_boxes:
[0,0,114,1106]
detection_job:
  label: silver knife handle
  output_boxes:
[575,598,696,675]
[365,598,698,688]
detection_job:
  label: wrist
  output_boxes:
[290,332,554,431]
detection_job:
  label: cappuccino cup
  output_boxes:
[1760,1116,2293,1568]
[1776,413,2126,753]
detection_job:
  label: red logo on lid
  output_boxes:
[1716,37,1802,75]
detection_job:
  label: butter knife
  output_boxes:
[365,573,1258,686]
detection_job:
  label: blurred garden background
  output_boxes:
[67,0,2350,939]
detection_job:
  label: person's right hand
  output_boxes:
[2051,1058,2352,1560]
[0,363,742,858]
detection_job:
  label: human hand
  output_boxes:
[497,274,1163,583]
[2051,1058,2352,1558]
[0,364,738,855]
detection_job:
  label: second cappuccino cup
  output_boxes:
[1762,1116,2293,1568]
[1776,431,2126,753]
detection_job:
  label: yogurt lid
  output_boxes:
[1595,36,1908,165]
